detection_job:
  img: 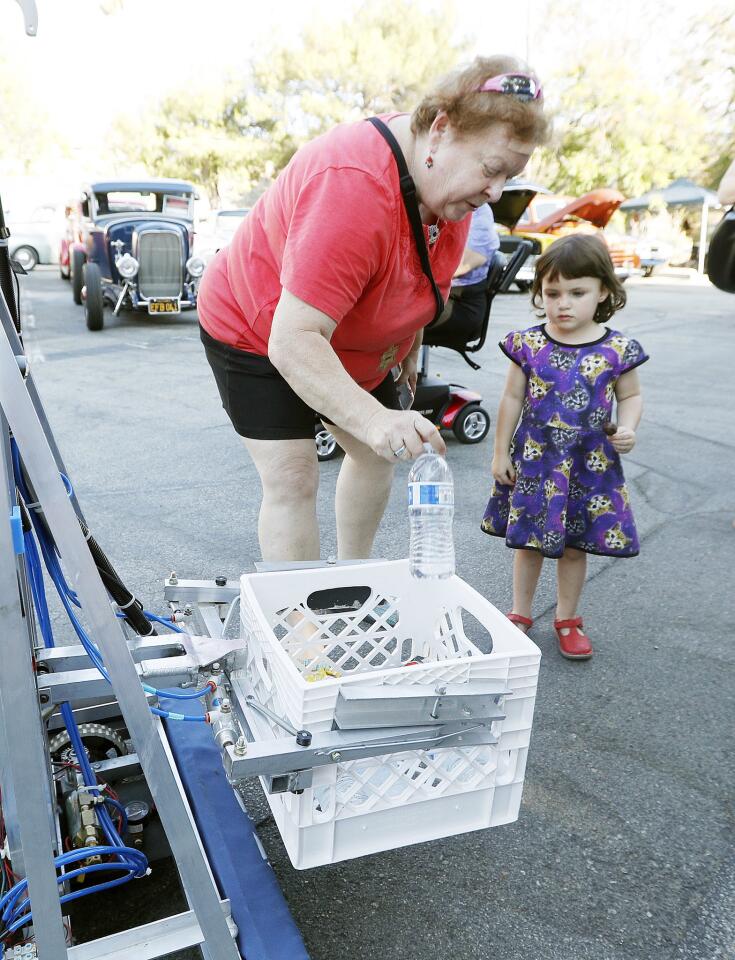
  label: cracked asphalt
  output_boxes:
[16,267,734,960]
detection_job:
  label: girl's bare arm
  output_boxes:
[611,369,642,454]
[492,362,527,484]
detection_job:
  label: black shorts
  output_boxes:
[200,325,400,440]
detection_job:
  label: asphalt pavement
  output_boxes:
[14,266,735,960]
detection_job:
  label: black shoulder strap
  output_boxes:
[367,116,444,326]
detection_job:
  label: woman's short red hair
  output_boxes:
[411,55,549,144]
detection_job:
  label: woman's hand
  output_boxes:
[492,452,516,486]
[394,352,419,401]
[609,426,636,454]
[365,408,445,462]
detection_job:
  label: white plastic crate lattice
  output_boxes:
[233,561,540,868]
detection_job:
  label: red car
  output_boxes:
[516,188,640,277]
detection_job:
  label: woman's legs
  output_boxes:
[326,423,396,560]
[555,547,587,631]
[241,437,320,561]
[511,549,544,632]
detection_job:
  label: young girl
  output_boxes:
[481,234,648,660]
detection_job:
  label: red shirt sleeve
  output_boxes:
[280,166,396,322]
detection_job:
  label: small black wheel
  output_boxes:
[315,425,339,461]
[452,404,490,444]
[71,248,86,304]
[12,245,39,271]
[83,262,105,331]
[514,279,532,292]
[49,722,128,762]
[642,265,654,278]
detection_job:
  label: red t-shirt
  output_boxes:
[197,115,470,390]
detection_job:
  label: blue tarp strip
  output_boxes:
[161,698,309,960]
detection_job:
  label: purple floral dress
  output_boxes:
[481,324,649,559]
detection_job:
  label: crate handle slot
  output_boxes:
[306,585,372,611]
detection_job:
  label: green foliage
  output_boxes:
[112,0,468,205]
[677,5,735,188]
[110,0,734,206]
[245,0,466,137]
[531,60,710,197]
[526,0,732,198]
[110,83,289,206]
[0,59,68,176]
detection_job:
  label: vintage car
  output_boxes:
[492,182,640,290]
[67,179,204,331]
[6,203,66,271]
[193,208,250,261]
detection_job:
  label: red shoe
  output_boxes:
[506,612,533,633]
[554,617,593,660]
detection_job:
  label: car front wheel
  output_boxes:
[452,405,490,444]
[83,262,104,331]
[12,245,39,271]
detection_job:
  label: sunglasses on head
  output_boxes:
[476,73,542,101]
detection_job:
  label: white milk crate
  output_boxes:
[232,560,540,869]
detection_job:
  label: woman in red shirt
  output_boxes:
[198,55,548,561]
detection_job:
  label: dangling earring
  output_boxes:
[425,155,434,169]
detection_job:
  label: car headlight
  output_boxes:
[116,253,139,279]
[186,256,205,278]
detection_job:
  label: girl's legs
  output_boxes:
[241,436,320,561]
[555,546,588,630]
[326,422,396,559]
[511,549,544,632]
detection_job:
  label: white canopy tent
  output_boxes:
[620,178,722,274]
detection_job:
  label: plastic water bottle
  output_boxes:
[408,444,455,579]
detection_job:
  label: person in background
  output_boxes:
[434,202,501,343]
[197,56,548,563]
[482,235,648,661]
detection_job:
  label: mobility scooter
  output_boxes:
[315,240,533,460]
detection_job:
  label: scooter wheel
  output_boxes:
[452,404,490,444]
[315,425,340,461]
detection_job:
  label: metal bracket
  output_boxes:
[164,577,239,605]
[334,680,510,729]
[223,720,498,786]
[176,632,244,669]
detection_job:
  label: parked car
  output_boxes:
[492,182,640,289]
[6,203,66,271]
[491,180,552,290]
[59,200,84,281]
[67,179,204,331]
[194,208,250,260]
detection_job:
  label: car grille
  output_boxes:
[138,231,182,298]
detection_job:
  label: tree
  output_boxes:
[0,59,68,177]
[675,4,735,187]
[529,59,711,197]
[110,83,290,207]
[111,0,468,205]
[243,0,467,138]
[525,1,723,197]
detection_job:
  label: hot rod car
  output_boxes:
[492,181,640,290]
[67,179,204,331]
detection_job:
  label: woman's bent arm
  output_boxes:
[268,289,443,459]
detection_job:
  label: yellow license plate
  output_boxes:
[148,299,180,315]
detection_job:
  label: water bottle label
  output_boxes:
[408,482,453,506]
